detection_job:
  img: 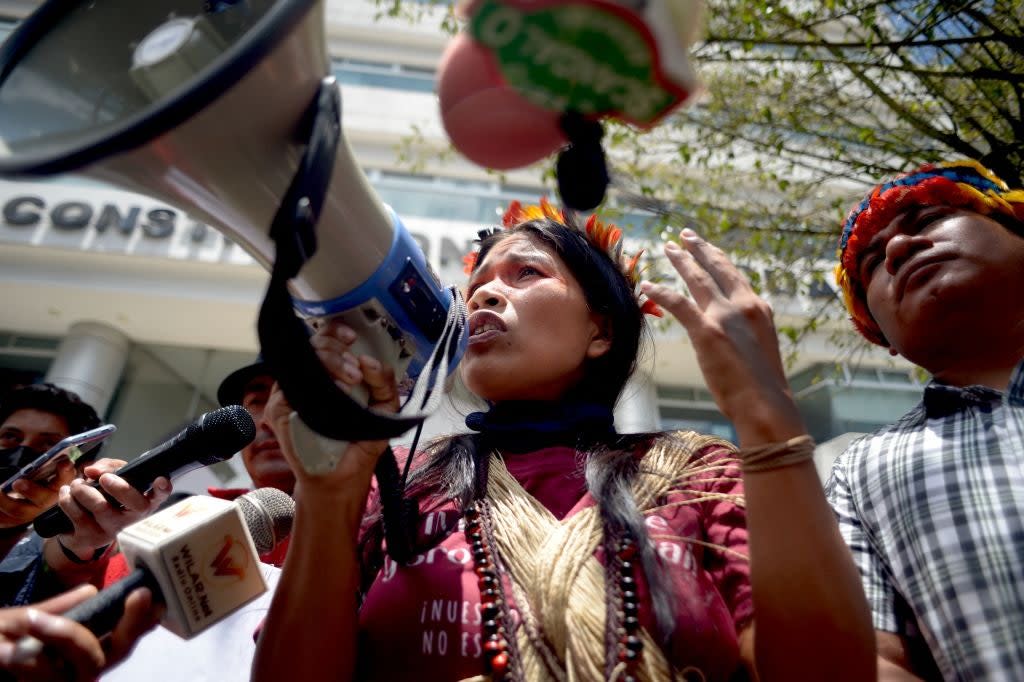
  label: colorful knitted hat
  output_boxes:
[835,160,1024,345]
[464,198,663,317]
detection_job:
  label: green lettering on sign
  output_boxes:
[470,0,682,125]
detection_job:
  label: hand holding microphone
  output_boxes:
[0,583,160,682]
[14,488,293,667]
[34,405,256,539]
[44,458,173,568]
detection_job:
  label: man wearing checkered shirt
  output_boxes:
[827,160,1024,681]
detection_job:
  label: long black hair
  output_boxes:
[360,216,678,647]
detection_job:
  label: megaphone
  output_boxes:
[0,0,467,472]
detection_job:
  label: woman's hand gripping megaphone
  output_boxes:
[265,319,402,488]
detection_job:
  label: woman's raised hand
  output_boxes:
[264,319,400,494]
[641,229,805,447]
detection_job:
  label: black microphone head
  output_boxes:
[235,487,294,555]
[200,405,256,459]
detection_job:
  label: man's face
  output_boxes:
[0,409,70,454]
[858,207,1024,365]
[239,377,294,494]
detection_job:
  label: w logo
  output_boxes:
[209,534,247,580]
[173,500,202,518]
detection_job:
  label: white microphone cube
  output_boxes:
[117,495,268,639]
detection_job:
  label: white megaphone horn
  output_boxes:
[0,0,467,474]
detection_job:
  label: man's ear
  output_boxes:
[586,316,613,359]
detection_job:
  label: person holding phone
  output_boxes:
[0,384,171,607]
[0,385,100,539]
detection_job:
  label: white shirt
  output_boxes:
[102,562,280,682]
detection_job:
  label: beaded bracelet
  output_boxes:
[740,435,816,473]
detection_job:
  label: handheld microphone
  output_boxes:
[33,405,256,538]
[14,488,293,660]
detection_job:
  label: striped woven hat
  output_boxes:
[835,160,1024,345]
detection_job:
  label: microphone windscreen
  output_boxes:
[204,405,257,452]
[235,488,295,555]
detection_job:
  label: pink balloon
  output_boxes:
[437,34,567,170]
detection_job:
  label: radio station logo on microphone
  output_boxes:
[173,499,204,519]
[170,533,251,625]
[207,534,250,581]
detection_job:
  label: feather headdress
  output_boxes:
[836,160,1024,345]
[464,198,662,317]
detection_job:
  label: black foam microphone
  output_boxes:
[12,488,294,661]
[33,405,256,538]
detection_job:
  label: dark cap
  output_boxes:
[216,358,271,407]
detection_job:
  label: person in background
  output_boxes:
[0,384,98,539]
[214,358,296,498]
[98,359,296,682]
[254,201,874,681]
[102,357,293,589]
[828,159,1024,680]
[0,384,170,606]
[0,382,169,606]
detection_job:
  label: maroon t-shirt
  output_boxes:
[357,442,752,680]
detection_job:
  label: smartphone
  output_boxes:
[0,424,117,494]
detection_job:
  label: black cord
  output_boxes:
[402,422,424,490]
[556,110,610,211]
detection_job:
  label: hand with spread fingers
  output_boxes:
[0,460,77,529]
[43,459,171,572]
[642,228,806,447]
[644,229,874,680]
[265,319,401,494]
[0,583,161,682]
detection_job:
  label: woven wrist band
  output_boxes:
[741,434,816,473]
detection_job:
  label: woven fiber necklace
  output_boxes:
[464,449,645,682]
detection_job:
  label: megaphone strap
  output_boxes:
[257,76,460,442]
[256,77,468,563]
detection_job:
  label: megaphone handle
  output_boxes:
[289,412,350,476]
[289,302,411,476]
[317,301,415,402]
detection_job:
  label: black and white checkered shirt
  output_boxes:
[826,360,1024,681]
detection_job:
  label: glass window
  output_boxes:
[12,335,61,351]
[657,386,698,402]
[808,277,836,299]
[659,405,737,443]
[789,363,836,394]
[333,59,435,94]
[850,367,880,382]
[372,173,543,224]
[878,369,914,385]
